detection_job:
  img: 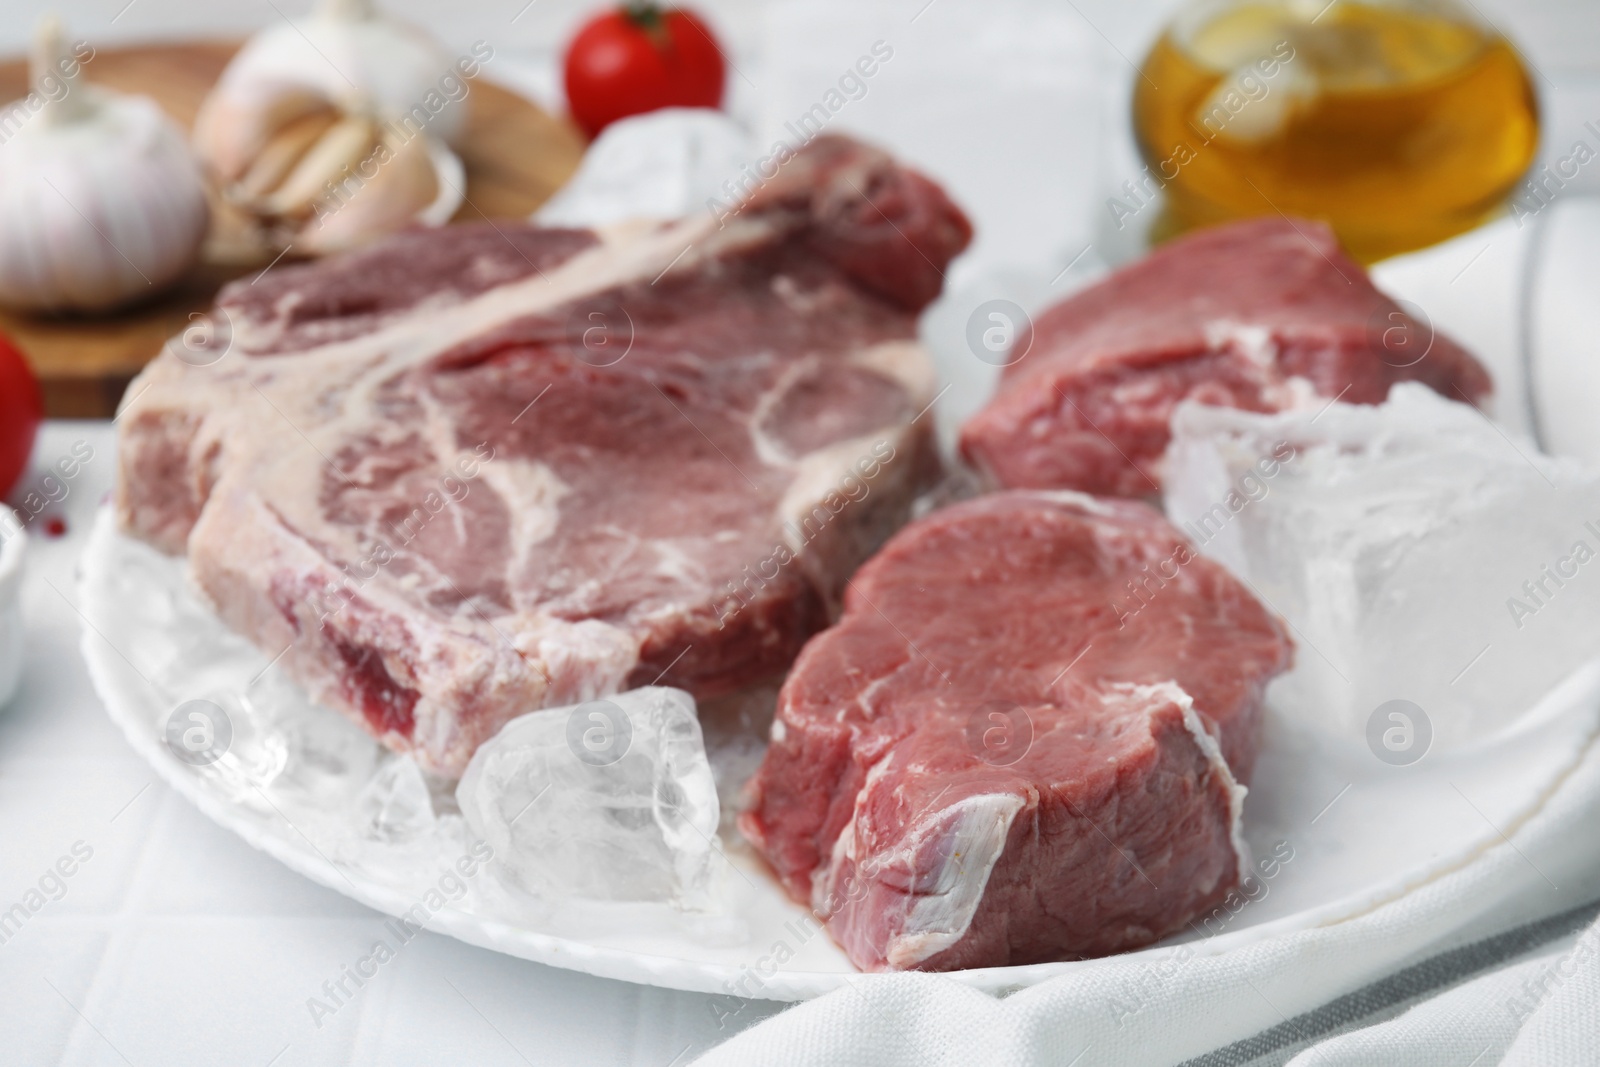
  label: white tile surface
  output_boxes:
[0,424,784,1067]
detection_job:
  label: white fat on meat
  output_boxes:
[814,752,1026,971]
[1203,319,1277,368]
[880,792,1026,970]
[1115,680,1250,886]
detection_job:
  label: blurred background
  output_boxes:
[2,0,1596,422]
[1,0,1595,283]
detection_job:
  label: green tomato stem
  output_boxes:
[623,2,665,29]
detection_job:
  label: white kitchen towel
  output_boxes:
[691,202,1600,1066]
[689,680,1600,1067]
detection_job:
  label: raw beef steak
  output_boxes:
[960,217,1492,496]
[116,135,971,777]
[740,490,1294,971]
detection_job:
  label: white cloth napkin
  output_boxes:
[690,203,1600,1066]
[534,109,755,228]
[693,715,1600,1065]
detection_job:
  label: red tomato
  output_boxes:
[563,4,727,139]
[0,333,42,500]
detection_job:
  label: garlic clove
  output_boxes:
[205,99,467,257]
[299,133,461,255]
[233,106,342,204]
[194,83,336,185]
[193,0,467,189]
[258,113,378,219]
[189,0,481,260]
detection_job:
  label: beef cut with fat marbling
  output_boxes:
[115,135,971,777]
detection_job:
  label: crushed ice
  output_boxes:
[99,525,743,935]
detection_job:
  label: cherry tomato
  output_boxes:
[0,333,42,501]
[563,3,727,139]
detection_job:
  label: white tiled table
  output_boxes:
[0,424,788,1066]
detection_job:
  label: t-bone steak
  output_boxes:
[740,490,1294,971]
[115,135,972,777]
[960,217,1493,497]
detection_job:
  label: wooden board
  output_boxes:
[0,41,587,417]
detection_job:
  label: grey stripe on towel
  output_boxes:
[1179,895,1600,1067]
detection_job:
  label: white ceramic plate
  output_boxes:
[78,504,1600,1000]
[79,185,1600,998]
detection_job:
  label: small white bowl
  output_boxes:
[0,510,25,708]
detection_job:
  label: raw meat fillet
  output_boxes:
[740,490,1294,971]
[960,217,1493,497]
[115,135,971,777]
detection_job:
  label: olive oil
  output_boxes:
[1133,0,1539,262]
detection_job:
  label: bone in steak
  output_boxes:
[960,217,1493,497]
[740,490,1294,971]
[115,135,972,777]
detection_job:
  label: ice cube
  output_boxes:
[356,755,438,843]
[158,689,289,801]
[456,687,721,909]
[1165,384,1600,752]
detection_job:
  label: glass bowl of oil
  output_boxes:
[1132,0,1539,262]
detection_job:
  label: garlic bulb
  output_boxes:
[0,19,209,313]
[194,0,472,256]
[196,0,468,176]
